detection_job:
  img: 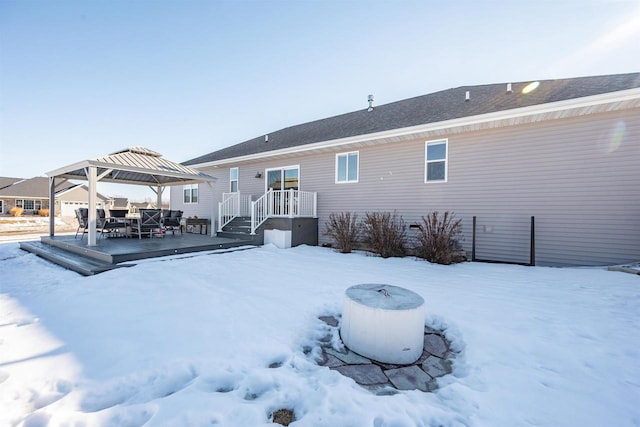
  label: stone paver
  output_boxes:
[385,365,432,392]
[424,334,448,358]
[319,353,345,368]
[334,364,389,386]
[319,316,339,327]
[325,347,371,365]
[421,355,452,378]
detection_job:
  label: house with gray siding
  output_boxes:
[0,177,109,216]
[172,72,640,266]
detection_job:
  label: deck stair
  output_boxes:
[216,217,256,241]
[20,241,127,276]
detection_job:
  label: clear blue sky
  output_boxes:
[1,0,639,201]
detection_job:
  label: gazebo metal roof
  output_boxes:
[46,146,215,186]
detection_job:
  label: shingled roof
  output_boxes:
[184,72,640,166]
[0,177,77,198]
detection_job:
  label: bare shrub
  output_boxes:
[10,207,23,217]
[38,209,50,217]
[414,211,464,264]
[362,211,407,258]
[324,212,360,253]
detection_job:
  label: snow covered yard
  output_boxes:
[1,243,638,427]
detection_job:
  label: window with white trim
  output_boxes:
[336,151,359,183]
[425,139,448,182]
[230,167,239,192]
[183,184,198,204]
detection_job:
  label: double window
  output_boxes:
[16,199,41,210]
[183,184,198,204]
[425,139,448,182]
[336,151,359,183]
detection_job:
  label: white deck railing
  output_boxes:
[218,192,252,231]
[250,189,317,235]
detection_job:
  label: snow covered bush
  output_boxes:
[324,212,360,253]
[362,211,407,258]
[414,211,464,265]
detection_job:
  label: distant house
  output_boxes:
[0,177,110,216]
[173,72,640,267]
[107,197,130,212]
[129,202,154,213]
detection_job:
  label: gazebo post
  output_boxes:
[207,182,215,236]
[48,176,55,237]
[87,166,98,246]
[156,185,163,211]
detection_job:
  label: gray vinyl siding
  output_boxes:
[195,107,639,266]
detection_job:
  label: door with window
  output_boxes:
[266,166,299,215]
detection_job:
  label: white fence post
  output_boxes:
[288,189,294,218]
[251,200,257,235]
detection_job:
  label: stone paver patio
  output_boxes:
[313,315,456,394]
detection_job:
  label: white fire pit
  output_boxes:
[341,284,426,364]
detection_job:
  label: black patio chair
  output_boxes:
[163,210,183,236]
[74,208,88,239]
[131,209,162,239]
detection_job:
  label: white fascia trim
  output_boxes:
[192,88,640,169]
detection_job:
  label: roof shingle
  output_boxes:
[184,72,640,165]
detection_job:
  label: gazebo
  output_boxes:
[45,147,217,246]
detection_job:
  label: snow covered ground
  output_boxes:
[1,242,638,426]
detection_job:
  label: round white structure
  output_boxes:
[341,284,426,364]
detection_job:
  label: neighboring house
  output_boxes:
[106,197,130,212]
[55,184,111,217]
[129,202,155,213]
[0,177,23,213]
[0,177,109,216]
[174,72,640,267]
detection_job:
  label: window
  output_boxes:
[230,167,238,192]
[183,184,198,204]
[21,200,36,211]
[336,151,359,183]
[425,139,448,182]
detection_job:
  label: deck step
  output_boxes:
[216,231,255,241]
[19,241,128,276]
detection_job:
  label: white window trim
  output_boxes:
[335,151,359,184]
[230,167,239,192]
[183,183,199,204]
[424,138,448,183]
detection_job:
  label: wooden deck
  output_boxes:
[20,232,255,275]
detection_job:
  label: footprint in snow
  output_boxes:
[80,366,198,412]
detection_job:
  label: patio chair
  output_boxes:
[163,210,183,236]
[74,208,88,239]
[130,208,162,239]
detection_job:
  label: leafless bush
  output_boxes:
[10,207,23,217]
[362,211,407,258]
[414,211,464,264]
[324,212,360,253]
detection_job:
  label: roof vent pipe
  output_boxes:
[265,134,269,143]
[367,94,374,112]
[507,83,513,94]
[465,91,470,102]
